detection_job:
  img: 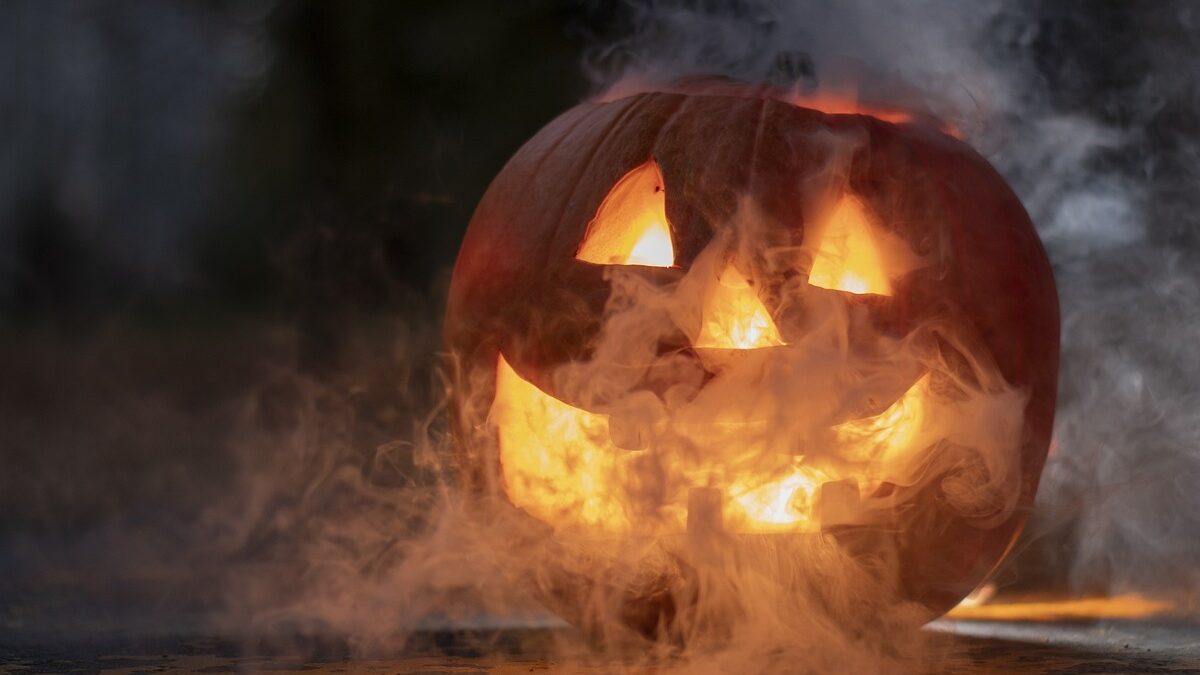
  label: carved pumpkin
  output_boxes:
[445,78,1059,638]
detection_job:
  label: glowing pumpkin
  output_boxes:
[445,78,1059,638]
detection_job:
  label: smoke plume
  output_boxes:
[2,2,1198,673]
[582,0,1200,606]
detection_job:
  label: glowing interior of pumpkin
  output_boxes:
[726,460,828,532]
[695,264,786,349]
[575,159,675,267]
[494,171,928,534]
[834,373,931,465]
[808,195,893,295]
[491,351,932,534]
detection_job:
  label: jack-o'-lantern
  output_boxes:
[445,78,1059,640]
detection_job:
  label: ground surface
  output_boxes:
[2,619,1198,674]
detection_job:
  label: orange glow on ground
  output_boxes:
[808,195,893,296]
[576,159,675,267]
[727,461,827,532]
[946,594,1177,622]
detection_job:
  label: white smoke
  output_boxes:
[5,3,1196,673]
[211,1,1199,668]
[582,0,1200,603]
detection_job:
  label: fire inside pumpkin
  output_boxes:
[446,79,1059,630]
[491,173,930,533]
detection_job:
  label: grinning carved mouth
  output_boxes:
[487,164,973,536]
[490,351,934,536]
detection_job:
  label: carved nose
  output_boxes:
[694,263,785,350]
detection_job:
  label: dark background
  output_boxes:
[2,0,1198,643]
[0,0,603,637]
[1,0,591,533]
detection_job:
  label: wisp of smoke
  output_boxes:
[209,1,1200,672]
[579,0,1200,609]
[8,3,1194,674]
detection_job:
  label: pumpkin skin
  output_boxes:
[445,79,1059,634]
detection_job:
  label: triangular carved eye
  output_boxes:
[576,159,675,267]
[808,195,892,296]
